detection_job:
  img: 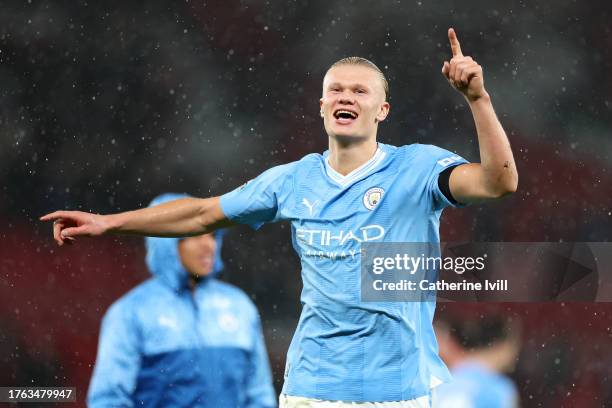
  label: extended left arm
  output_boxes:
[441,28,518,203]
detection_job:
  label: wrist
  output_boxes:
[466,90,491,105]
[105,213,123,233]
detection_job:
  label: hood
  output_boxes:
[144,193,225,291]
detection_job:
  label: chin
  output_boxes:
[330,130,367,144]
[191,268,213,278]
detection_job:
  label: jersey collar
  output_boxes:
[324,145,387,187]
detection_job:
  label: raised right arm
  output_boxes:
[40,196,233,246]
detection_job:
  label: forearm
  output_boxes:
[107,197,225,237]
[468,93,518,195]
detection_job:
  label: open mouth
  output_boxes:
[333,109,358,124]
[199,255,213,269]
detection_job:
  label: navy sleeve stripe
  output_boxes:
[437,165,461,205]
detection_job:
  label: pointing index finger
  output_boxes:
[448,28,463,57]
[40,210,74,221]
[40,211,64,221]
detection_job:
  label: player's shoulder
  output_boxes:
[263,152,325,182]
[402,142,450,156]
[380,142,436,160]
[474,375,518,408]
[381,143,436,169]
[104,278,164,318]
[273,151,322,167]
[298,152,324,163]
[456,364,517,404]
[294,152,325,171]
[398,143,464,167]
[283,152,322,173]
[488,372,518,400]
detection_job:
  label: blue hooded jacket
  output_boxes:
[87,193,277,408]
[435,361,518,408]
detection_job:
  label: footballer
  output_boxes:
[42,28,517,407]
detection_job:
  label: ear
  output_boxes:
[375,102,390,123]
[319,98,324,117]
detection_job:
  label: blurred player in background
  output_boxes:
[87,193,276,408]
[434,315,521,408]
[44,29,517,407]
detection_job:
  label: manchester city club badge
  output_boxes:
[363,187,384,210]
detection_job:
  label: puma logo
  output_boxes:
[302,198,319,216]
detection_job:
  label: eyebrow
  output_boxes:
[326,82,371,90]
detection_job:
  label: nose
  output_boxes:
[197,234,217,252]
[337,89,355,105]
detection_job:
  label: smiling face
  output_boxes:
[178,233,217,278]
[320,63,390,142]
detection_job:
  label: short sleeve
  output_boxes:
[423,145,470,211]
[220,162,296,230]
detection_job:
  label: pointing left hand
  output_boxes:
[442,28,486,102]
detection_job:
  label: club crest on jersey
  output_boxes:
[218,312,240,332]
[363,187,384,210]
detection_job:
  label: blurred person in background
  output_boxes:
[434,315,521,408]
[87,193,276,408]
[44,28,517,407]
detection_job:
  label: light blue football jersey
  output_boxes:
[435,362,519,408]
[220,142,468,402]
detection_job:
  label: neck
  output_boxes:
[188,274,205,292]
[327,135,378,176]
[460,343,516,373]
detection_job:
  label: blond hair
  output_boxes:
[328,57,389,101]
